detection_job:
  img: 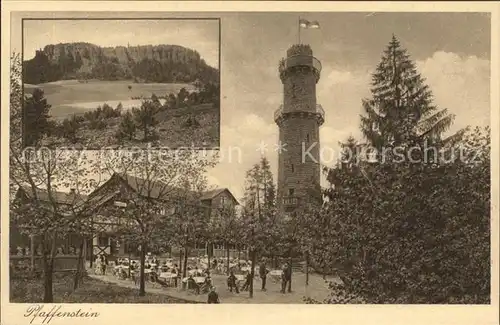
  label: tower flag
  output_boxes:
[298,18,320,44]
[299,19,320,29]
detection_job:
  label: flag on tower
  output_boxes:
[299,19,320,29]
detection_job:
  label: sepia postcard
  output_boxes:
[21,17,220,149]
[1,2,499,325]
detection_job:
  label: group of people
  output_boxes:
[94,254,109,275]
[226,258,293,294]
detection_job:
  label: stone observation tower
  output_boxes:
[275,44,324,215]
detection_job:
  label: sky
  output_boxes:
[18,12,492,202]
[22,19,220,68]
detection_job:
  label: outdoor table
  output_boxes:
[159,272,176,279]
[268,270,282,283]
[188,269,204,276]
[182,276,205,284]
[159,272,177,286]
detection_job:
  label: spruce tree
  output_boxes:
[132,100,159,142]
[360,35,457,159]
[116,111,137,141]
[241,156,277,298]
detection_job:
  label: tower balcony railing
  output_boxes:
[274,104,325,124]
[279,55,322,75]
[282,196,299,207]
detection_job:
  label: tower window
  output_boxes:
[291,164,294,172]
[306,133,310,142]
[289,188,295,196]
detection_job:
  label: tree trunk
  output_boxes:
[89,235,94,268]
[128,249,132,278]
[42,252,53,303]
[182,245,188,289]
[30,235,35,273]
[249,250,256,298]
[288,256,292,293]
[226,242,230,275]
[238,246,241,262]
[73,240,85,290]
[42,233,57,303]
[139,242,147,296]
[179,247,183,277]
[207,243,211,270]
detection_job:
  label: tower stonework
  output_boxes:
[275,44,324,215]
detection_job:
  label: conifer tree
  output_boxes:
[132,100,159,142]
[241,156,277,298]
[115,111,137,142]
[360,35,458,158]
[23,88,51,147]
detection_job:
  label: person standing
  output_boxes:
[227,270,239,293]
[280,262,291,294]
[101,254,108,275]
[241,271,252,291]
[207,286,220,303]
[259,258,269,291]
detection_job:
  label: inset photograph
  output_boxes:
[22,18,220,149]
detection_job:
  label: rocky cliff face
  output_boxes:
[24,42,218,85]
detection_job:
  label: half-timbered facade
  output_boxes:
[85,173,241,261]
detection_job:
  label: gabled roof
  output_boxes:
[117,173,174,200]
[200,188,226,200]
[87,173,239,208]
[17,185,88,205]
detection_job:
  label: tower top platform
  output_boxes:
[279,44,322,83]
[287,44,313,57]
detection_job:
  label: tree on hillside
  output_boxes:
[359,35,463,162]
[132,100,160,143]
[177,88,189,107]
[116,102,124,114]
[61,115,81,144]
[166,93,177,110]
[24,88,51,147]
[115,111,137,142]
[151,93,162,109]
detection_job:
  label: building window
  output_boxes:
[291,164,294,173]
[288,188,295,196]
[98,235,109,247]
[220,196,226,206]
[306,133,310,142]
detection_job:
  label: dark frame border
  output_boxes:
[21,17,221,151]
